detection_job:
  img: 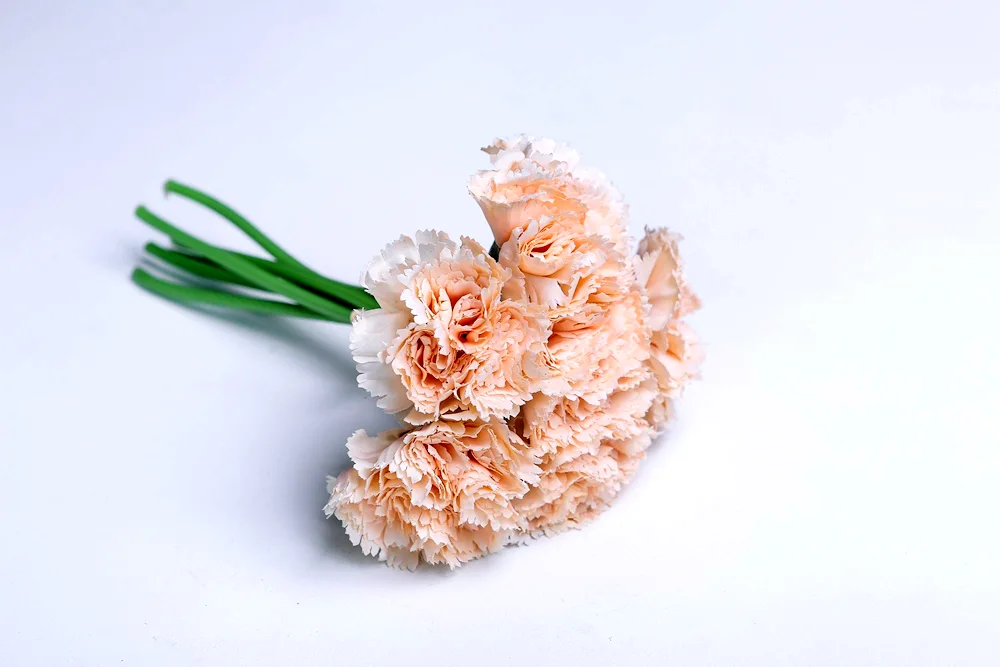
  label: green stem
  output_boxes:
[162,180,379,310]
[164,180,311,271]
[212,247,377,310]
[136,206,352,323]
[132,269,334,320]
[156,243,379,310]
[147,242,366,311]
[145,243,259,289]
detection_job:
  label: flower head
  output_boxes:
[352,232,550,421]
[499,217,629,316]
[471,136,649,403]
[645,320,704,431]
[513,370,657,535]
[636,226,701,330]
[469,135,629,249]
[326,418,540,569]
[520,368,657,463]
[540,286,652,404]
[634,226,702,431]
[514,433,652,536]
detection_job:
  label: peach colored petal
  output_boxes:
[540,287,651,404]
[636,226,701,330]
[326,468,505,569]
[345,428,404,476]
[513,369,658,536]
[513,434,653,537]
[499,218,630,318]
[350,308,413,413]
[326,418,540,568]
[645,394,676,433]
[362,230,458,313]
[472,138,649,404]
[519,369,657,466]
[353,233,551,420]
[469,135,630,250]
[645,320,705,431]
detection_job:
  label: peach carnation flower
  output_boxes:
[645,320,705,431]
[540,285,652,404]
[351,232,550,421]
[636,226,701,330]
[635,225,703,431]
[497,213,643,403]
[468,135,629,249]
[472,135,633,320]
[520,366,657,466]
[471,136,649,403]
[513,370,657,535]
[325,417,540,569]
[514,433,653,536]
[498,217,630,318]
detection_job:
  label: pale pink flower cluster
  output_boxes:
[326,135,703,567]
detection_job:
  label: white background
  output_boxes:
[2,1,999,665]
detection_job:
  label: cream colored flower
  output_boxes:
[520,368,657,466]
[325,418,540,569]
[498,213,641,403]
[469,135,629,249]
[351,232,550,421]
[645,320,704,431]
[514,433,653,536]
[645,394,676,434]
[636,226,701,330]
[541,286,651,404]
[471,136,648,402]
[359,230,458,314]
[513,369,657,536]
[499,217,629,316]
[326,468,506,569]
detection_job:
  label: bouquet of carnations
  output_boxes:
[132,135,703,568]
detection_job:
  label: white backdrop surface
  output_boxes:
[1,2,999,665]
